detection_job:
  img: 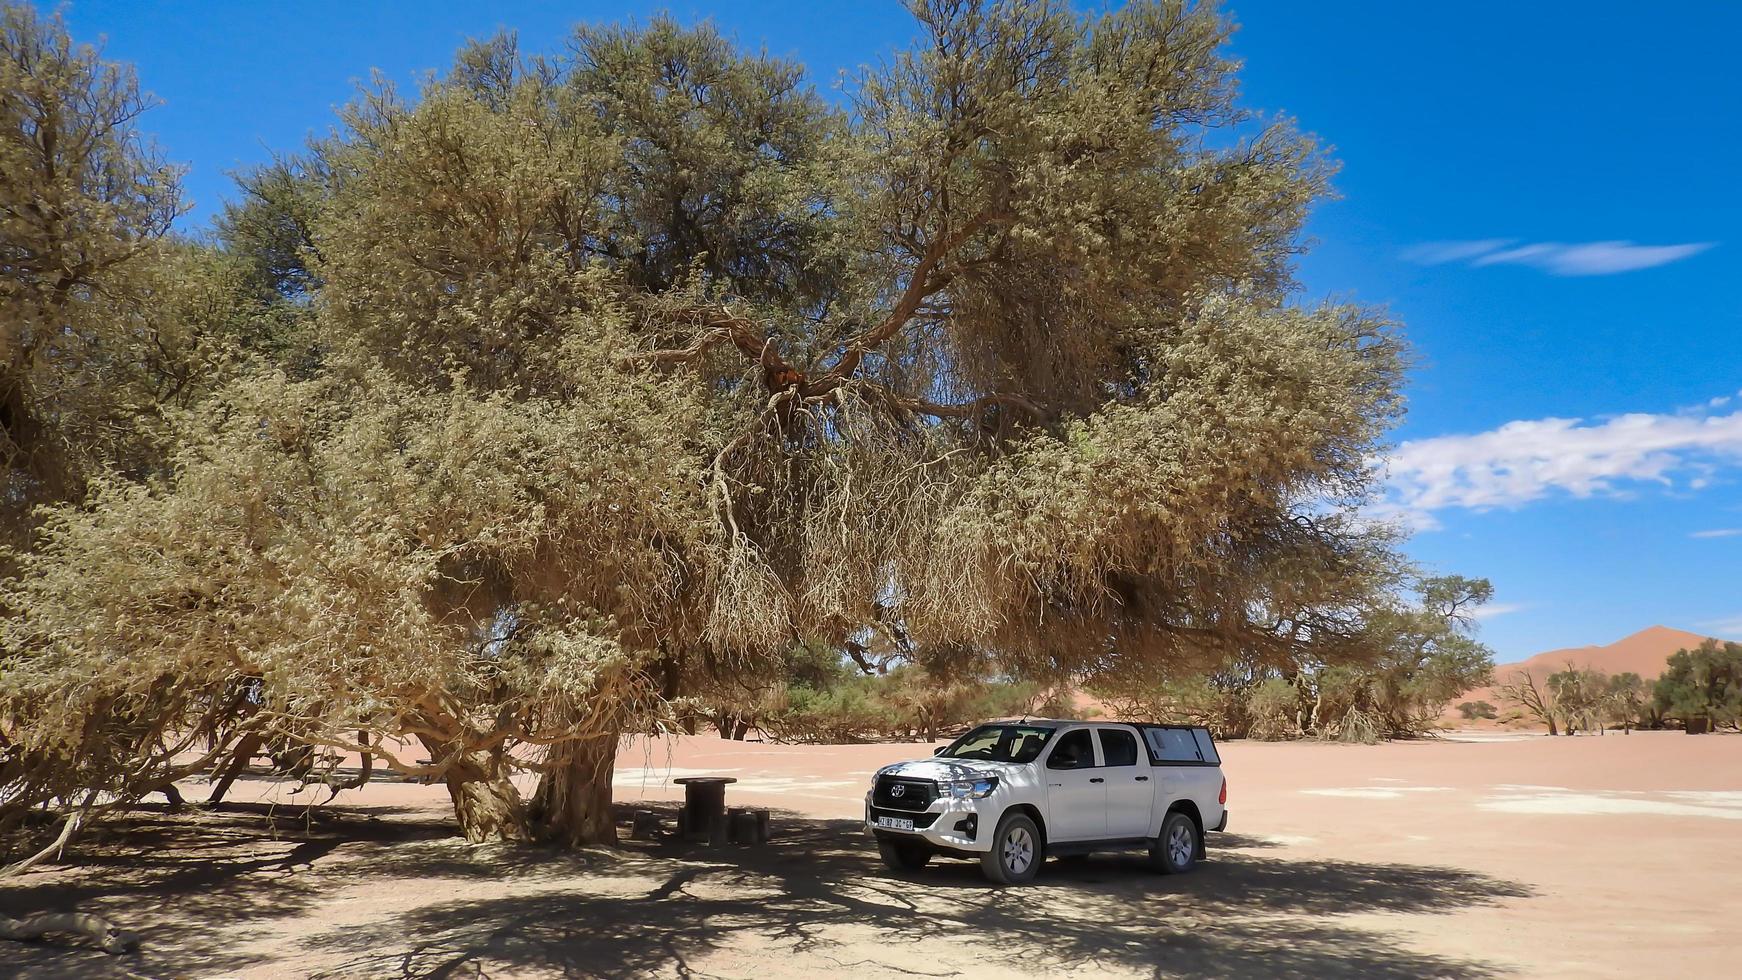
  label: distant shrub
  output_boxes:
[703,641,1062,743]
[1456,700,1498,720]
[1246,678,1299,741]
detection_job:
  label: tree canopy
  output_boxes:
[1654,641,1742,730]
[3,0,1434,852]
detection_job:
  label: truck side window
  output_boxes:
[1093,727,1135,765]
[1191,728,1221,765]
[1098,729,1139,767]
[1144,727,1204,764]
[1046,729,1095,770]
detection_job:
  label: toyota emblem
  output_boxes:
[890,784,906,798]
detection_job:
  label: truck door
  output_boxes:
[1095,727,1153,838]
[1042,728,1106,840]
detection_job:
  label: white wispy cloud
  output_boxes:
[1378,399,1742,526]
[1469,602,1526,621]
[1404,239,1715,275]
[1691,528,1742,539]
[1696,615,1742,638]
[1400,239,1516,265]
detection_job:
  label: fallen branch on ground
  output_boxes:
[0,912,139,955]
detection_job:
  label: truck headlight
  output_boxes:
[946,777,999,799]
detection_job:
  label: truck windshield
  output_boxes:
[939,724,1057,763]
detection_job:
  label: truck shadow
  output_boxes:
[5,806,1531,979]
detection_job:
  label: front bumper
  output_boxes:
[864,794,993,853]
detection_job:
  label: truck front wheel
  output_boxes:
[979,812,1042,885]
[1150,810,1199,874]
[878,839,931,872]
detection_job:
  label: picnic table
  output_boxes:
[672,775,737,841]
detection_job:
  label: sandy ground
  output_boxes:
[3,729,1739,979]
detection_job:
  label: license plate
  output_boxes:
[876,816,915,831]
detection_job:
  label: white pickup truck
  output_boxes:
[865,719,1227,884]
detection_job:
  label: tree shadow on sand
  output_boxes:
[4,804,1532,979]
[1,802,450,978]
[300,810,1529,979]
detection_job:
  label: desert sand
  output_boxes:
[3,730,1740,979]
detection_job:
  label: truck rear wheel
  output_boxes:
[877,839,931,872]
[980,812,1042,885]
[1150,810,1199,874]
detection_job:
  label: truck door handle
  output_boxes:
[1089,777,1104,784]
[1135,776,1149,782]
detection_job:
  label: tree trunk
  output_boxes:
[531,733,619,847]
[206,733,263,805]
[419,737,530,844]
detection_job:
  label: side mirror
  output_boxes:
[933,746,947,756]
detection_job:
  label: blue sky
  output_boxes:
[55,1,1742,661]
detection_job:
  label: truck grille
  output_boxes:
[872,775,937,812]
[869,806,940,829]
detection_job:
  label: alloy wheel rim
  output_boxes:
[1004,826,1033,873]
[1168,823,1193,865]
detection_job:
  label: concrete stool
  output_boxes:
[631,809,663,840]
[727,806,771,845]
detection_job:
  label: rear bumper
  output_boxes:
[1212,809,1228,833]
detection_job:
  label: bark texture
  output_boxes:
[532,733,619,846]
[420,737,531,844]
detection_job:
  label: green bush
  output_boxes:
[1456,700,1497,720]
[1246,678,1299,741]
[1653,641,1742,729]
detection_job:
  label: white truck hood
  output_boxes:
[877,757,1014,782]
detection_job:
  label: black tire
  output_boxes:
[1150,810,1199,875]
[878,838,931,872]
[979,812,1043,885]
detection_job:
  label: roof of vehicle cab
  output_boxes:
[989,718,1210,730]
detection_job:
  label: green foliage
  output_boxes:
[1653,641,1742,729]
[1547,665,1612,733]
[1,3,187,540]
[1505,665,1662,736]
[1602,673,1648,731]
[1086,659,1255,738]
[0,357,715,831]
[712,641,1053,743]
[1245,678,1300,741]
[1456,700,1498,721]
[2,0,1440,847]
[1092,575,1495,742]
[1306,575,1496,741]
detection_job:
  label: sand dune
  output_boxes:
[1455,625,1722,725]
[1494,624,1716,682]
